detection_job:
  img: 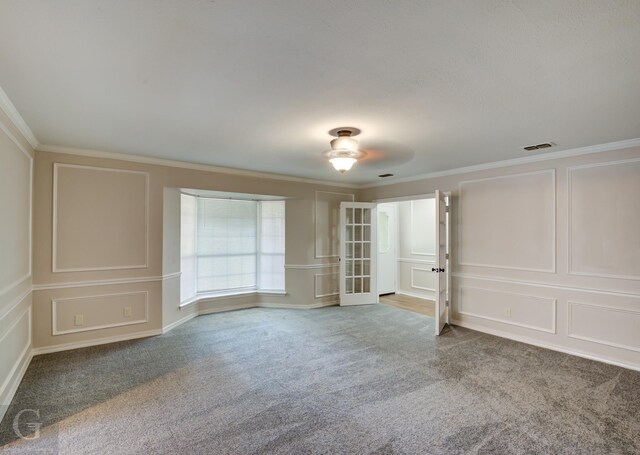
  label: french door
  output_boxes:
[339,202,378,305]
[433,190,450,335]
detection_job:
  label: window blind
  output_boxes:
[180,194,197,302]
[259,200,285,290]
[197,198,258,292]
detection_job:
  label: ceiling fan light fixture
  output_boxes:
[330,131,359,152]
[326,129,362,173]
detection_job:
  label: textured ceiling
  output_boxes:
[1,0,639,184]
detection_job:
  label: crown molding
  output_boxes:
[0,85,39,150]
[36,144,361,189]
[359,138,640,188]
[32,138,640,191]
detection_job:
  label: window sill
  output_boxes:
[179,289,287,309]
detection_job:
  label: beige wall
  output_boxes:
[32,150,354,351]
[360,145,640,370]
[0,108,33,418]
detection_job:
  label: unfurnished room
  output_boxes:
[0,1,639,454]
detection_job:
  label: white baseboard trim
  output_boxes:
[395,290,435,301]
[198,302,257,316]
[259,300,339,310]
[451,319,640,373]
[31,329,163,356]
[29,299,341,356]
[162,312,197,334]
[0,347,32,423]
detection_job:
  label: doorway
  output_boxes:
[338,194,450,335]
[375,193,450,334]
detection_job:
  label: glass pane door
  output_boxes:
[340,203,377,305]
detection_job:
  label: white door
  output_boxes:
[434,190,450,335]
[377,203,397,295]
[340,202,378,306]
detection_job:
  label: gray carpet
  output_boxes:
[1,305,639,454]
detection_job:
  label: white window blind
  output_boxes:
[180,194,197,302]
[259,201,285,290]
[197,198,258,292]
[180,195,285,301]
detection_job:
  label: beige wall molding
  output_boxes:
[457,286,557,334]
[33,273,180,291]
[568,301,640,353]
[567,158,640,281]
[0,116,33,298]
[452,272,640,298]
[457,169,556,273]
[52,163,149,273]
[0,287,31,324]
[52,291,149,336]
[314,272,339,298]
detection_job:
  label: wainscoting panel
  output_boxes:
[411,267,435,292]
[397,261,435,300]
[458,286,556,333]
[53,163,149,272]
[314,190,354,258]
[458,170,556,272]
[0,127,32,296]
[568,301,640,353]
[568,159,640,280]
[53,291,148,335]
[0,306,31,405]
[314,272,339,298]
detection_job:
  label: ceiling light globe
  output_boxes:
[330,136,359,152]
[329,157,357,173]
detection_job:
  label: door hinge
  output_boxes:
[445,300,449,307]
[445,205,450,213]
[445,253,449,260]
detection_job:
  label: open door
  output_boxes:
[339,202,378,306]
[433,190,450,335]
[377,203,397,295]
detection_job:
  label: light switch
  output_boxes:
[74,314,84,326]
[123,306,132,317]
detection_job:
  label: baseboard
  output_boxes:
[31,329,163,356]
[395,290,435,301]
[0,346,32,424]
[197,302,257,316]
[451,319,640,373]
[29,301,340,355]
[259,300,339,310]
[162,312,197,334]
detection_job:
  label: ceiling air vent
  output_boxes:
[378,173,394,178]
[523,142,555,151]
